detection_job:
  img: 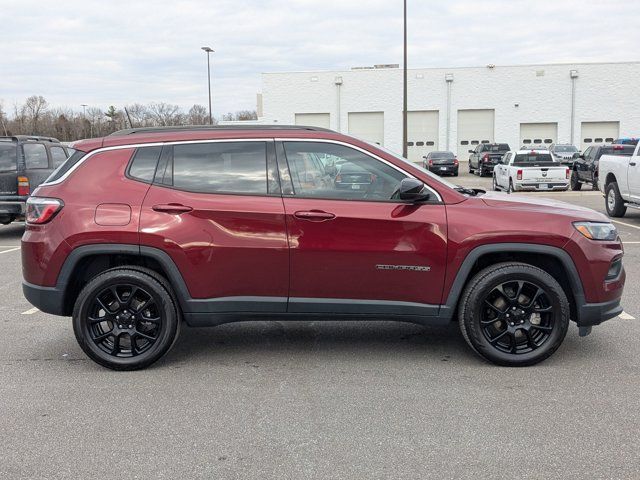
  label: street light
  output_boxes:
[201,46,214,125]
[402,0,408,158]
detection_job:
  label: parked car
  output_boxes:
[0,136,70,225]
[468,143,510,176]
[598,142,640,217]
[423,151,458,176]
[612,137,638,146]
[570,144,635,191]
[22,125,624,370]
[493,149,570,192]
[521,144,548,151]
[549,144,579,165]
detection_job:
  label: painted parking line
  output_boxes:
[619,311,636,320]
[21,307,39,315]
[0,247,20,255]
[611,219,640,231]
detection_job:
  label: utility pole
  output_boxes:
[402,0,408,158]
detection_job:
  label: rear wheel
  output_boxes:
[468,161,474,174]
[492,174,500,191]
[570,171,582,191]
[592,175,599,191]
[73,268,180,370]
[605,182,627,217]
[458,263,570,366]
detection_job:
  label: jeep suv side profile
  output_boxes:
[0,136,70,225]
[22,126,625,370]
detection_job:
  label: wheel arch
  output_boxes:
[440,243,586,323]
[604,172,617,187]
[57,244,191,316]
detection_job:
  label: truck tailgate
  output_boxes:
[521,166,567,182]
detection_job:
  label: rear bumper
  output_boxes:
[514,182,569,191]
[22,281,65,316]
[428,165,458,175]
[0,200,26,215]
[577,297,623,327]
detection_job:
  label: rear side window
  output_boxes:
[170,142,268,194]
[49,146,68,168]
[0,143,17,172]
[128,146,162,183]
[23,143,49,169]
[44,150,86,183]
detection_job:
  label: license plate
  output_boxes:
[351,184,361,190]
[539,184,549,189]
[440,167,448,171]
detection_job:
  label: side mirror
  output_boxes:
[398,178,431,202]
[468,150,474,154]
[572,152,580,159]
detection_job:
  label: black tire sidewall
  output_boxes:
[73,269,179,370]
[459,264,569,366]
[605,182,626,217]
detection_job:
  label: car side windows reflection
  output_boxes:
[282,142,407,201]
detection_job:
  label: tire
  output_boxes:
[605,182,627,217]
[458,262,570,367]
[468,161,474,174]
[508,179,514,193]
[492,175,500,191]
[73,268,180,370]
[570,171,582,191]
[592,176,599,191]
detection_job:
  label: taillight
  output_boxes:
[335,174,342,183]
[566,168,570,179]
[517,169,523,180]
[428,159,433,166]
[453,158,459,165]
[370,174,377,183]
[25,197,64,225]
[482,153,490,162]
[17,176,30,196]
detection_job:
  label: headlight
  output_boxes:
[573,222,618,241]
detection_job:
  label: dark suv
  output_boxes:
[0,136,70,224]
[468,143,510,176]
[570,144,635,191]
[22,126,625,370]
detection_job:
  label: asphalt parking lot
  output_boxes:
[1,164,639,479]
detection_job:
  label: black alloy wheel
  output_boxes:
[73,268,180,370]
[458,263,569,366]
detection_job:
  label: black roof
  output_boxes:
[109,125,334,136]
[0,135,61,143]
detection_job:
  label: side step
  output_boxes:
[623,202,640,210]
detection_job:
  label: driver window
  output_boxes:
[283,142,407,201]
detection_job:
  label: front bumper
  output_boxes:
[577,297,623,327]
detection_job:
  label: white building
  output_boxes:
[260,61,640,162]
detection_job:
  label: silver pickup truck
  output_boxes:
[599,143,640,217]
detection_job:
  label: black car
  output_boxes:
[468,143,510,176]
[334,162,375,190]
[570,144,635,191]
[549,144,579,165]
[423,151,458,176]
[0,136,70,225]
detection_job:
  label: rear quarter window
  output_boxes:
[128,146,162,183]
[23,143,49,169]
[49,146,69,168]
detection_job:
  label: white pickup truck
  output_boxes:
[599,142,640,217]
[492,149,570,192]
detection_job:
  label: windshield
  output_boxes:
[554,146,578,153]
[0,143,17,172]
[374,144,459,189]
[430,151,454,159]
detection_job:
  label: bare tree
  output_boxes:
[187,104,209,126]
[148,102,183,126]
[21,95,48,133]
[222,110,258,122]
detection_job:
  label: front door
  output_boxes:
[277,140,448,316]
[628,145,640,202]
[139,140,289,313]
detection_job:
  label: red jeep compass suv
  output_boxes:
[21,126,625,370]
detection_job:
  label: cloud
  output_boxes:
[1,0,638,116]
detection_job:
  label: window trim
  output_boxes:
[275,138,442,204]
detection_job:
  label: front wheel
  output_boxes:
[492,175,500,191]
[458,263,570,366]
[508,179,515,193]
[605,182,627,217]
[73,268,180,370]
[570,171,582,191]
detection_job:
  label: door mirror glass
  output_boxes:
[398,178,431,202]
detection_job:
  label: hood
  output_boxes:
[480,191,608,222]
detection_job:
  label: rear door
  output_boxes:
[139,140,289,313]
[277,140,448,316]
[0,140,18,196]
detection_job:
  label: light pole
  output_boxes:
[402,0,408,158]
[81,104,88,137]
[201,46,214,125]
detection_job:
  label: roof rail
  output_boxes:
[109,125,335,136]
[0,135,60,143]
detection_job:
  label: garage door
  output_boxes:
[294,113,330,129]
[348,112,384,146]
[407,111,439,163]
[520,123,558,148]
[457,109,494,161]
[580,121,619,151]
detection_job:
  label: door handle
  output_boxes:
[630,162,637,166]
[152,203,193,214]
[293,210,336,221]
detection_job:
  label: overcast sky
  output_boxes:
[1,0,638,117]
